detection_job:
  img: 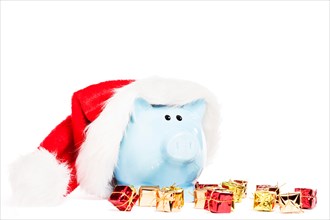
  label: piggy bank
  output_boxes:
[9,78,219,206]
[114,98,206,201]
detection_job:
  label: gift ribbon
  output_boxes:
[111,187,138,211]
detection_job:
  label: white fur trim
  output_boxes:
[76,76,220,198]
[9,148,71,206]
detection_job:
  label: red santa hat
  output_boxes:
[9,77,220,205]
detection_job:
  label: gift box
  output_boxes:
[233,180,248,198]
[194,186,222,209]
[256,184,280,202]
[222,181,244,203]
[204,188,234,213]
[156,185,184,212]
[195,181,219,190]
[253,190,276,212]
[108,185,140,211]
[294,188,317,209]
[279,192,303,213]
[138,186,159,207]
[194,188,208,209]
[194,181,220,208]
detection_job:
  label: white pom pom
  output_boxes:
[9,148,71,206]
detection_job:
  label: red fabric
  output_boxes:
[39,80,134,195]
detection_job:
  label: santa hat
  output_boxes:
[9,77,220,205]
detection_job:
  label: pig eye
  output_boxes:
[176,115,182,121]
[165,115,171,121]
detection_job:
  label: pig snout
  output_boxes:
[164,132,200,163]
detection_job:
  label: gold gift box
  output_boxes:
[279,192,303,213]
[222,181,244,203]
[156,186,184,212]
[253,190,276,212]
[138,186,159,207]
[233,180,248,198]
[194,188,208,209]
[256,184,280,202]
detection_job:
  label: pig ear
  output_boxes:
[131,98,152,121]
[183,99,206,120]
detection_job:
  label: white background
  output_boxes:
[1,0,329,219]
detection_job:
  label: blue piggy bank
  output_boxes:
[114,98,206,201]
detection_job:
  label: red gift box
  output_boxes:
[204,189,234,213]
[108,185,140,211]
[294,188,317,209]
